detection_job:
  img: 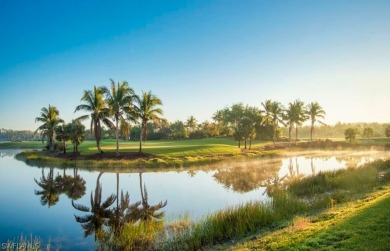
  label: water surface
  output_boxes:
[0,149,388,250]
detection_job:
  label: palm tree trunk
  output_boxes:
[244,138,247,149]
[238,140,241,148]
[139,124,142,154]
[142,121,147,142]
[95,121,103,153]
[63,140,66,154]
[288,125,292,147]
[295,126,298,145]
[310,123,314,142]
[115,118,119,156]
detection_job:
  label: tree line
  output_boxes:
[32,79,390,153]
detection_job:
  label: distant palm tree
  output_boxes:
[289,99,307,145]
[75,86,113,153]
[34,168,60,207]
[134,91,163,153]
[270,101,285,145]
[284,104,295,146]
[102,80,135,156]
[72,172,116,239]
[305,102,326,142]
[186,115,198,132]
[261,100,273,126]
[35,105,64,152]
[67,120,86,154]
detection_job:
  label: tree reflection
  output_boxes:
[34,168,60,207]
[72,172,116,240]
[213,160,281,193]
[138,172,167,221]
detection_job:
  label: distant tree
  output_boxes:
[35,105,64,152]
[55,124,70,154]
[262,100,284,145]
[67,120,86,154]
[170,121,188,139]
[385,125,390,138]
[344,128,358,143]
[102,80,135,156]
[186,116,198,132]
[305,102,326,142]
[75,86,113,153]
[238,117,254,149]
[362,127,374,140]
[292,100,307,144]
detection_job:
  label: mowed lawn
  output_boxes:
[0,138,270,157]
[88,138,269,156]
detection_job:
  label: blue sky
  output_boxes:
[0,0,389,130]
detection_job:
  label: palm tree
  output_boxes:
[270,101,285,145]
[134,91,163,153]
[305,102,326,142]
[67,120,86,154]
[283,104,295,146]
[72,172,116,239]
[102,80,135,156]
[261,100,273,126]
[55,124,70,154]
[186,116,198,132]
[75,86,113,153]
[35,105,64,152]
[291,100,307,144]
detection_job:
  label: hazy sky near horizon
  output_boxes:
[0,0,389,130]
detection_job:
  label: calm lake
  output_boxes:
[0,149,389,250]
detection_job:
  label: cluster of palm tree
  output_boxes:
[262,100,326,145]
[35,105,86,153]
[74,79,163,156]
[35,79,163,155]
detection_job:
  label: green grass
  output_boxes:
[227,186,390,251]
[0,141,43,149]
[11,138,276,169]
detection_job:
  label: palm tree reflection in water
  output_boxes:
[71,172,167,249]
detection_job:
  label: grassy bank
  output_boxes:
[225,185,390,250]
[11,138,278,169]
[2,137,389,169]
[135,159,390,251]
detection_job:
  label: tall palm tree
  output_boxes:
[292,100,307,144]
[102,80,135,156]
[72,172,116,239]
[270,101,285,145]
[261,100,273,126]
[35,105,64,152]
[134,91,163,153]
[305,102,326,142]
[75,86,113,153]
[283,104,295,146]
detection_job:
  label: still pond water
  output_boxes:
[0,149,388,250]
